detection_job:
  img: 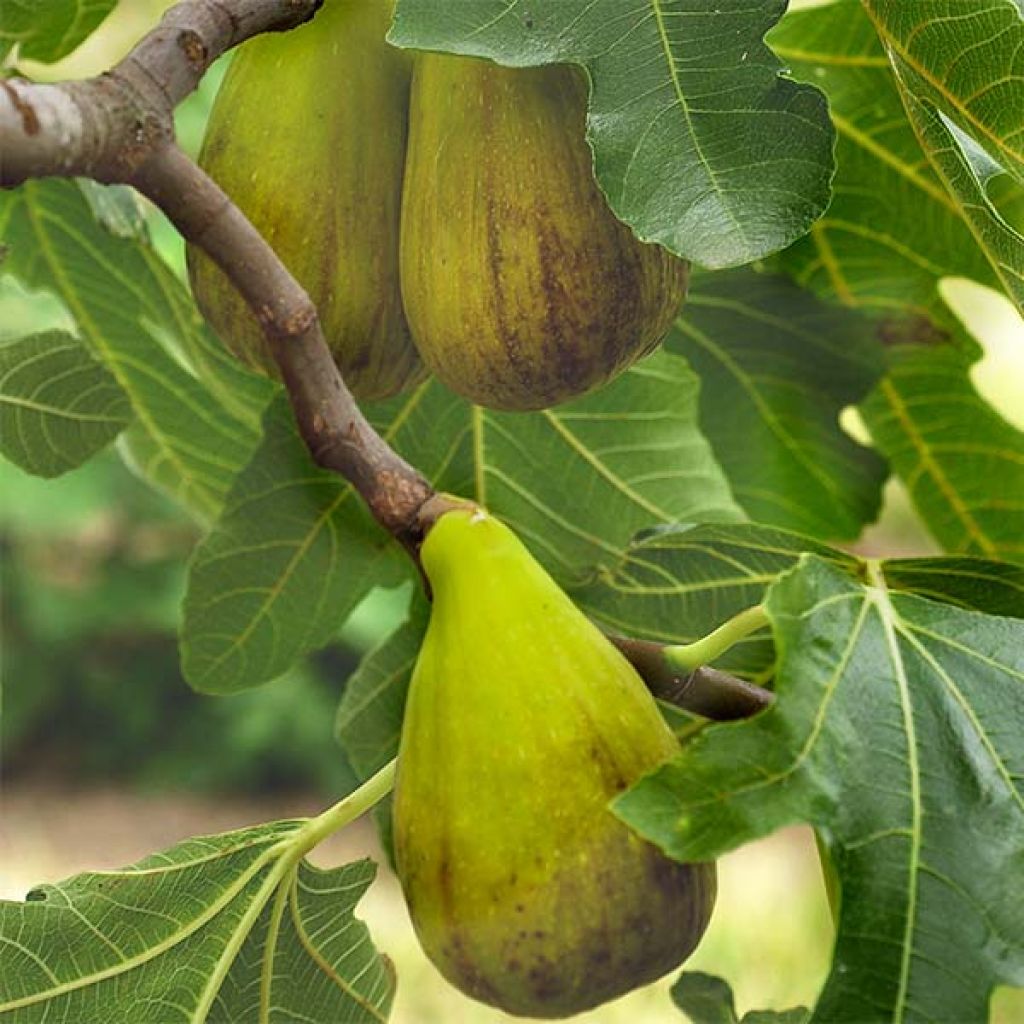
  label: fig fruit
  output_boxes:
[399,56,690,411]
[187,0,422,400]
[394,505,715,1018]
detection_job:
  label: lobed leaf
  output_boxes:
[617,556,1024,1022]
[0,329,131,476]
[0,825,393,1023]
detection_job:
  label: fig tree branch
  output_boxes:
[0,0,434,550]
[0,0,768,713]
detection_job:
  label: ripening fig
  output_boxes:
[187,0,423,399]
[394,504,715,1018]
[399,55,690,411]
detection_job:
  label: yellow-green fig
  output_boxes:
[399,56,690,411]
[187,0,422,400]
[394,505,715,1018]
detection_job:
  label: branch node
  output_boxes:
[177,29,209,69]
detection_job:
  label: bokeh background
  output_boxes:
[2,3,1023,1021]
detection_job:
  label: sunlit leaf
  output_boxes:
[0,825,393,1023]
[769,1,1024,563]
[0,180,267,522]
[862,340,1024,564]
[861,0,1024,184]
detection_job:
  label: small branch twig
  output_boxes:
[0,0,434,551]
[611,635,774,721]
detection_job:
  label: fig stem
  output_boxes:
[664,604,770,673]
[292,759,396,858]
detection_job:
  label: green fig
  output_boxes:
[394,505,715,1018]
[187,0,422,400]
[399,56,690,411]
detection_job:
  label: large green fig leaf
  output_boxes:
[0,825,393,1023]
[0,0,116,63]
[0,329,131,476]
[182,351,740,694]
[390,0,834,268]
[674,270,887,540]
[617,555,1024,1023]
[0,180,269,523]
[768,1,1024,563]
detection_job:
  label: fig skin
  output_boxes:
[399,55,690,411]
[187,0,423,400]
[394,506,715,1018]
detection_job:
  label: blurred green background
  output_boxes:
[2,3,1023,1022]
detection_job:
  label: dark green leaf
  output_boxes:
[673,269,887,540]
[391,0,834,267]
[673,972,740,1024]
[0,0,117,63]
[0,180,267,522]
[861,341,1024,564]
[0,329,131,476]
[0,826,393,1023]
[882,555,1024,617]
[617,556,1024,1023]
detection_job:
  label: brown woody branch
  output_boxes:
[0,0,434,551]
